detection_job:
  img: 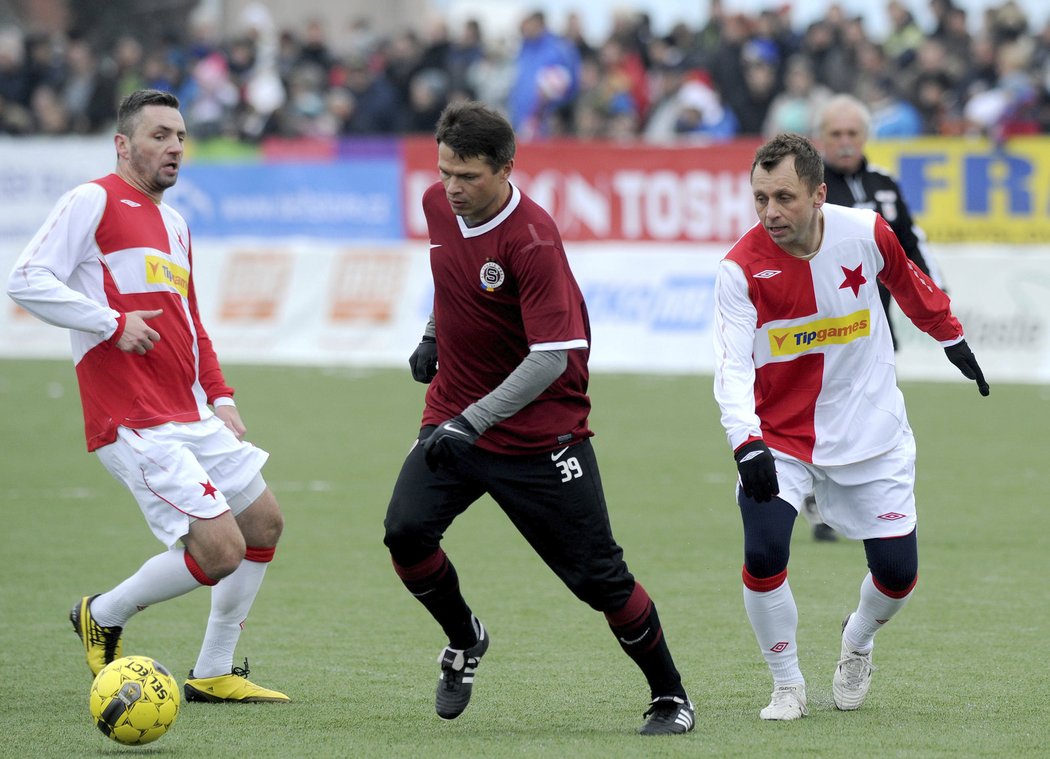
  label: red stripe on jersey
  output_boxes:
[94,175,171,255]
[755,354,821,463]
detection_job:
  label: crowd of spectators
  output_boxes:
[1,0,1049,144]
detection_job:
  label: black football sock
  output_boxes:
[605,582,687,700]
[392,549,477,649]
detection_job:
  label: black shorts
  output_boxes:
[384,433,636,612]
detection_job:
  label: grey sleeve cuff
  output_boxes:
[460,349,569,433]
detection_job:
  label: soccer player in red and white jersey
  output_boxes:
[6,89,288,703]
[713,133,989,720]
[384,101,694,735]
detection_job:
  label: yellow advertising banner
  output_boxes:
[866,137,1050,244]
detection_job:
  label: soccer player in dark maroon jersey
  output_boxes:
[383,101,694,735]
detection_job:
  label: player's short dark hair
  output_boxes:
[752,133,824,191]
[117,89,180,137]
[435,100,515,173]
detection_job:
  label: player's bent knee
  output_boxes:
[235,488,284,546]
[382,521,434,565]
[864,529,918,593]
[190,542,246,581]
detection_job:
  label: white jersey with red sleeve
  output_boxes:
[714,203,963,465]
[7,173,233,451]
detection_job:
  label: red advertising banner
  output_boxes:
[403,137,763,244]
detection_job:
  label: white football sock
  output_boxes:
[192,557,269,678]
[91,548,202,627]
[744,579,804,685]
[844,572,913,653]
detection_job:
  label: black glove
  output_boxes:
[944,340,990,397]
[409,336,438,384]
[422,415,479,471]
[734,440,779,503]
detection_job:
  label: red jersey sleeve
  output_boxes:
[874,215,962,343]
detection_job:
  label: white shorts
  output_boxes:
[770,428,917,540]
[95,415,270,548]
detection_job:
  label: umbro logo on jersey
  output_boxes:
[120,199,142,207]
[877,512,906,521]
[753,269,782,279]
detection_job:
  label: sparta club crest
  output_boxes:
[479,260,505,292]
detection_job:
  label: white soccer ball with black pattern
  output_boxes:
[89,655,180,745]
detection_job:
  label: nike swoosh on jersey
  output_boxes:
[551,446,570,461]
[429,243,442,249]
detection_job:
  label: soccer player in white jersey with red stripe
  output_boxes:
[7,89,288,703]
[713,133,988,721]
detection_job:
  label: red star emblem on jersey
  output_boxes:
[839,264,867,297]
[200,480,218,499]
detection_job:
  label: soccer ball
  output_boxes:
[89,655,180,745]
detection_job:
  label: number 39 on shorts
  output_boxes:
[555,457,582,482]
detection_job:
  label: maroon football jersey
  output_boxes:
[421,181,593,454]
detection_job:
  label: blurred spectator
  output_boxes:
[706,12,750,112]
[446,19,485,97]
[0,28,31,110]
[883,0,925,67]
[649,78,738,143]
[181,52,238,138]
[60,38,116,133]
[914,70,965,134]
[762,54,830,138]
[297,18,334,72]
[964,36,1041,141]
[0,93,33,134]
[596,37,648,122]
[338,54,401,134]
[861,76,923,137]
[933,3,973,67]
[24,33,66,99]
[692,0,725,66]
[572,51,638,140]
[508,10,581,140]
[112,35,146,101]
[29,83,71,133]
[383,30,425,107]
[733,38,781,135]
[562,11,595,61]
[798,19,855,94]
[464,36,515,114]
[404,68,451,132]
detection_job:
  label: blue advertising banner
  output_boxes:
[166,160,403,239]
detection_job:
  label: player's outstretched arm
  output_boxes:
[944,339,990,396]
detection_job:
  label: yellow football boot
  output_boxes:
[69,595,123,676]
[184,659,290,703]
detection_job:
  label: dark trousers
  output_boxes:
[384,435,636,613]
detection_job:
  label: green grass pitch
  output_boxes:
[0,359,1045,757]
